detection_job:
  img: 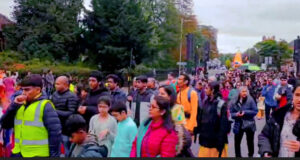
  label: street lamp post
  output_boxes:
[179,18,183,76]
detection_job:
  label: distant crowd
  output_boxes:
[0,69,299,158]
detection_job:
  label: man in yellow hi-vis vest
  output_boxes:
[0,74,62,157]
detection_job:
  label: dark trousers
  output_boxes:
[234,129,255,157]
[11,153,22,157]
[265,104,276,122]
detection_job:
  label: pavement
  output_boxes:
[191,117,266,157]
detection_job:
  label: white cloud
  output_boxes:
[194,0,300,53]
[0,0,15,19]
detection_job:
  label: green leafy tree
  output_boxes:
[83,0,154,72]
[244,48,261,65]
[135,0,181,68]
[3,0,83,61]
[225,59,231,69]
[254,39,293,70]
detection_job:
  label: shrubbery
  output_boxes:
[0,50,95,78]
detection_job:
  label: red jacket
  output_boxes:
[130,119,178,157]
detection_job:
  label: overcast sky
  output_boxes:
[194,0,300,53]
[1,0,300,53]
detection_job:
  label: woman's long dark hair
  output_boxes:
[151,95,174,132]
[208,81,222,100]
[159,85,177,107]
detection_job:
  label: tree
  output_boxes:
[83,0,154,73]
[174,0,193,16]
[254,39,293,70]
[244,48,261,65]
[3,0,83,61]
[199,26,218,59]
[225,59,231,69]
[140,0,181,67]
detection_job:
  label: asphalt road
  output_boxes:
[191,117,266,157]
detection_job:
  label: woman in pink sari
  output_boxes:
[3,77,15,101]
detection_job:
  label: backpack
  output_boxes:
[170,80,179,93]
[187,87,202,111]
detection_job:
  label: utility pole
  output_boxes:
[128,48,133,94]
[294,36,300,77]
[179,17,183,75]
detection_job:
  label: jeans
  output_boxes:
[265,104,276,122]
[234,129,255,157]
[62,134,71,156]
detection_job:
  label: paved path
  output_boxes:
[191,117,266,157]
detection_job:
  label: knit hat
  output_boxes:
[20,74,43,88]
[89,71,103,82]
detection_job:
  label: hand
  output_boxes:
[263,152,272,157]
[283,140,300,152]
[99,129,109,140]
[78,106,87,114]
[127,96,133,102]
[275,94,281,100]
[236,111,245,117]
[127,109,132,116]
[14,95,27,104]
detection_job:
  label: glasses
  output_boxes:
[150,104,160,110]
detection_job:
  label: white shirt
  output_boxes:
[278,112,297,157]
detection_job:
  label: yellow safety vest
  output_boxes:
[13,100,54,157]
[69,84,75,93]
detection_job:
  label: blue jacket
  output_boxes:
[230,96,258,134]
[110,88,127,105]
[277,85,293,106]
[262,84,277,107]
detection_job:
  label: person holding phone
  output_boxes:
[258,84,300,157]
[78,71,109,125]
[230,86,258,157]
[88,96,117,157]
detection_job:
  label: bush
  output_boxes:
[0,50,95,79]
[133,64,152,75]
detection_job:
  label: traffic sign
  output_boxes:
[177,62,187,66]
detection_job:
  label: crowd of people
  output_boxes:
[0,68,299,158]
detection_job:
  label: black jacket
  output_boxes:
[197,96,230,153]
[51,90,79,135]
[0,94,62,157]
[258,104,300,157]
[82,87,109,123]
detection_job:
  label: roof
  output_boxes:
[0,13,14,30]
